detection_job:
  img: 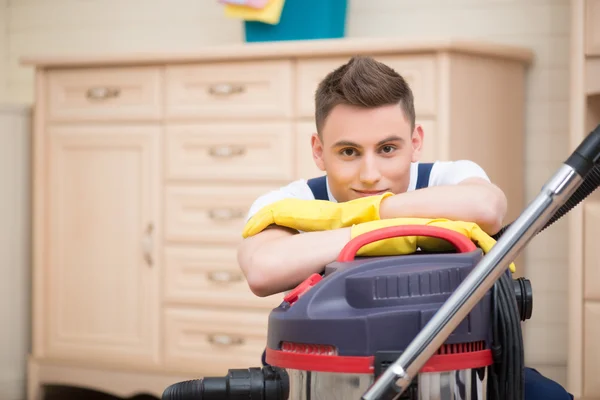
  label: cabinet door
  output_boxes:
[44,124,160,367]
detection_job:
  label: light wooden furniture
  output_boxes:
[0,104,31,400]
[21,38,533,399]
[569,2,600,400]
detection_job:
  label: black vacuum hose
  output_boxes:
[488,270,531,400]
[161,366,289,400]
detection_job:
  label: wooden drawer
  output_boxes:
[586,0,600,55]
[47,67,162,122]
[295,55,437,119]
[165,122,294,182]
[293,119,438,180]
[165,60,293,119]
[164,307,270,375]
[164,245,282,309]
[164,184,280,244]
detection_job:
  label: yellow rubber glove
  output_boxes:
[350,218,516,273]
[242,192,394,238]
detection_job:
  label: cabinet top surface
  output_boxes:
[21,37,534,68]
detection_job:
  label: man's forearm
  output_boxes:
[237,226,352,297]
[378,180,507,234]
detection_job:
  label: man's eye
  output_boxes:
[381,145,396,153]
[340,148,356,156]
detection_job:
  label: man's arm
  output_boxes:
[379,177,507,235]
[237,226,352,297]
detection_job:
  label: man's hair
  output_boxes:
[314,56,416,136]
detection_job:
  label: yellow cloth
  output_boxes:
[350,218,516,273]
[224,0,285,24]
[242,192,394,238]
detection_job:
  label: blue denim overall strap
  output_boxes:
[307,176,329,201]
[416,162,433,190]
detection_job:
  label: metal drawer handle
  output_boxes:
[142,223,154,267]
[208,208,245,221]
[207,270,243,283]
[208,145,246,158]
[208,83,245,96]
[208,334,245,347]
[86,87,121,100]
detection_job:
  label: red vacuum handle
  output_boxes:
[337,225,477,262]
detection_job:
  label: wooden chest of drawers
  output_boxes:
[22,38,532,399]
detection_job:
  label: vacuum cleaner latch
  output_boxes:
[282,273,322,305]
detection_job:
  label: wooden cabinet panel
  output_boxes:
[585,58,600,95]
[586,0,600,55]
[45,124,161,367]
[163,307,270,375]
[416,119,438,163]
[165,122,294,182]
[584,202,600,300]
[164,184,280,244]
[294,121,322,181]
[47,67,162,122]
[584,302,600,397]
[165,60,293,119]
[164,245,281,309]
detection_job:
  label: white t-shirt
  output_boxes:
[245,160,490,221]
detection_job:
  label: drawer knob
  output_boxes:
[86,87,121,100]
[208,334,245,347]
[207,270,243,283]
[208,145,246,158]
[208,83,245,96]
[208,208,245,221]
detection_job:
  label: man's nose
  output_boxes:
[359,155,381,185]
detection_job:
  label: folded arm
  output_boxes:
[237,163,508,297]
[237,226,352,297]
[378,177,507,235]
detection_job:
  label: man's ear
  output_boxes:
[410,124,424,163]
[311,133,326,171]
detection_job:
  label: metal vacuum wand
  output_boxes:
[361,124,600,400]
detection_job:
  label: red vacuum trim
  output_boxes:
[337,225,478,262]
[265,347,492,374]
[283,273,323,305]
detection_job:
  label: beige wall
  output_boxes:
[0,0,7,102]
[2,0,572,386]
[0,105,31,400]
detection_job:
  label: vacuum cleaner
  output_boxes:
[161,124,600,400]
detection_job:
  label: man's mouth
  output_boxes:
[352,189,390,196]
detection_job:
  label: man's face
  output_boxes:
[311,103,424,202]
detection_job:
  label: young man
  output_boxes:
[238,56,573,400]
[238,55,507,298]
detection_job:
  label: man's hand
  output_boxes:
[378,177,507,235]
[242,192,391,238]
